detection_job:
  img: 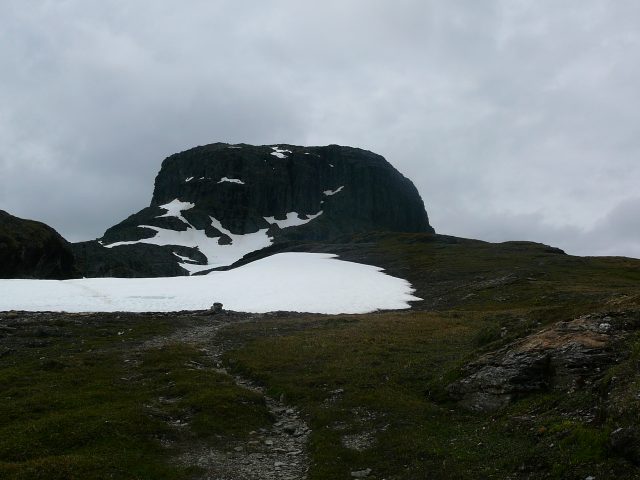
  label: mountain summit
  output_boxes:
[75,143,434,277]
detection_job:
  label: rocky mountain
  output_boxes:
[0,210,77,279]
[75,143,434,277]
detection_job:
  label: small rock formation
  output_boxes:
[610,426,640,465]
[77,143,434,277]
[448,311,640,412]
[0,210,77,279]
[351,468,373,478]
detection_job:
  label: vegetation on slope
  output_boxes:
[1,233,639,479]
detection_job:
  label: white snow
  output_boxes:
[264,211,323,229]
[156,199,195,227]
[0,253,421,314]
[104,217,273,273]
[228,146,242,149]
[323,186,344,196]
[105,199,274,273]
[185,177,194,182]
[217,177,245,185]
[270,146,292,159]
[103,197,323,274]
[173,252,200,264]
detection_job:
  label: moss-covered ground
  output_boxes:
[1,233,639,479]
[0,315,271,479]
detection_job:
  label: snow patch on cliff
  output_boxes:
[217,177,245,185]
[156,199,195,227]
[104,202,273,273]
[323,186,344,196]
[264,211,323,229]
[270,146,292,159]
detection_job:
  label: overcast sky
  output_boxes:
[1,0,639,258]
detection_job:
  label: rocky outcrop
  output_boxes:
[72,241,190,278]
[448,311,640,412]
[80,143,434,277]
[0,210,78,279]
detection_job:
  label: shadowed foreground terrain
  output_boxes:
[1,233,639,479]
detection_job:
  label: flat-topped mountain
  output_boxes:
[75,143,434,277]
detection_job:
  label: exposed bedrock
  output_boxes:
[80,143,434,277]
[447,311,640,412]
[0,210,78,279]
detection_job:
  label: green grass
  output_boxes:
[223,312,524,478]
[223,309,639,479]
[216,234,640,479]
[2,232,640,478]
[0,314,271,479]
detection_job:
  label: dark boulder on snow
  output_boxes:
[80,143,434,277]
[0,210,78,279]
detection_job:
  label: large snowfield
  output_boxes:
[0,253,421,314]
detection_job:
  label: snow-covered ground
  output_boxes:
[0,253,421,314]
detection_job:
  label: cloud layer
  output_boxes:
[1,0,638,258]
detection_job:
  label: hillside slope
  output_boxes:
[2,232,639,479]
[0,210,77,279]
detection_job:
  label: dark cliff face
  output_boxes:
[153,144,432,235]
[112,143,432,238]
[89,143,434,277]
[0,211,78,279]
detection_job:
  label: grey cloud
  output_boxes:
[0,0,638,257]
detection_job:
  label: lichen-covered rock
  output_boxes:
[448,311,640,412]
[0,210,78,279]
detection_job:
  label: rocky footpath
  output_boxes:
[0,309,312,479]
[448,310,640,412]
[0,210,77,279]
[139,313,312,479]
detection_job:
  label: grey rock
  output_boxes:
[610,426,640,465]
[448,311,640,411]
[351,468,372,478]
[282,423,297,434]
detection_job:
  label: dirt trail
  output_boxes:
[142,314,311,480]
